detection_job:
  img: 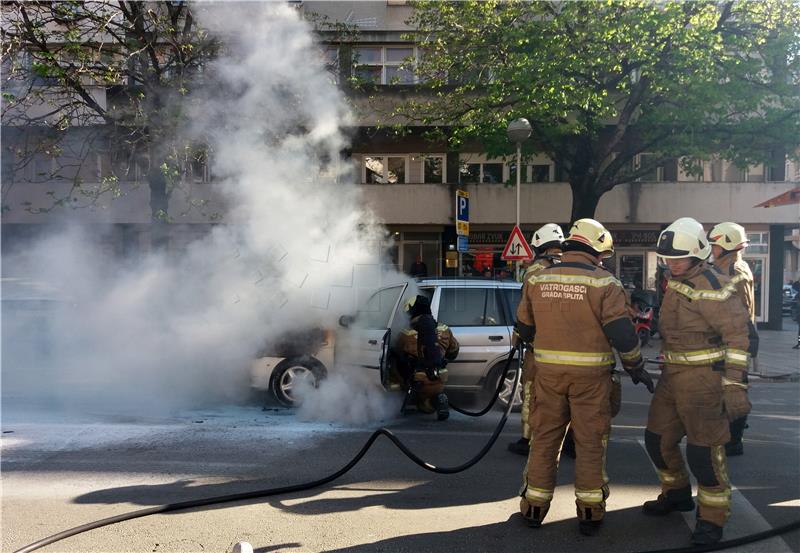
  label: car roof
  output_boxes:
[416,278,521,289]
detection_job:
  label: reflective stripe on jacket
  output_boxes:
[713,251,755,323]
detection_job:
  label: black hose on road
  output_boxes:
[14,347,522,553]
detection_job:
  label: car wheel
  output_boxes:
[269,356,327,407]
[483,361,522,412]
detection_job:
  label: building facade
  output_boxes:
[2,0,798,328]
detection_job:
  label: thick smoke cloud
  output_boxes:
[2,3,404,422]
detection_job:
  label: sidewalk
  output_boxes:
[641,318,800,380]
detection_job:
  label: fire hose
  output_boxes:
[13,344,800,553]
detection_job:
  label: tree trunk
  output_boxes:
[568,179,602,222]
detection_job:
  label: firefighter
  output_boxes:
[517,218,654,536]
[395,294,459,420]
[708,222,757,456]
[643,217,758,546]
[509,223,565,456]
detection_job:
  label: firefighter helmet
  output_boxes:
[708,222,749,251]
[404,294,432,317]
[531,223,565,253]
[657,217,711,260]
[564,218,614,258]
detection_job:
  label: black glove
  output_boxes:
[625,357,655,393]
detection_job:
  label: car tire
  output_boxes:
[483,361,523,412]
[269,356,327,407]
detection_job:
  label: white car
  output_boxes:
[253,278,524,409]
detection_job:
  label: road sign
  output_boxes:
[457,235,469,253]
[501,225,534,261]
[456,190,469,236]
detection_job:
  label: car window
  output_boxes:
[503,288,522,321]
[356,286,404,329]
[438,287,505,327]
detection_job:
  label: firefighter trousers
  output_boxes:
[520,365,611,524]
[412,370,447,413]
[521,350,537,440]
[644,366,732,528]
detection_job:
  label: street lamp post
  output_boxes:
[507,118,532,279]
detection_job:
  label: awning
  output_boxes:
[754,187,800,208]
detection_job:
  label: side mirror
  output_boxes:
[339,315,354,328]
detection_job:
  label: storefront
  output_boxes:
[458,229,516,277]
[603,228,661,291]
[386,228,443,277]
[743,230,769,323]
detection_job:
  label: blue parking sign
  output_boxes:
[456,190,469,236]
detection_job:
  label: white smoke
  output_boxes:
[1,2,407,422]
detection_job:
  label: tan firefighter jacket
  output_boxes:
[713,250,755,323]
[516,250,642,371]
[659,261,757,383]
[396,319,460,367]
[515,254,559,349]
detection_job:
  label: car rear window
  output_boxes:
[438,288,506,327]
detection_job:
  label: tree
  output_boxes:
[399,0,800,221]
[1,1,219,230]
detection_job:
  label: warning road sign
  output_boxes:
[501,225,534,261]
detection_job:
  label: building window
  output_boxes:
[510,161,554,183]
[423,155,444,183]
[635,153,663,182]
[363,155,407,184]
[530,164,551,182]
[459,161,503,184]
[746,232,769,254]
[353,46,417,85]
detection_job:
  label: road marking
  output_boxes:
[769,499,800,508]
[636,439,793,552]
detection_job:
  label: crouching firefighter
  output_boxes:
[395,295,459,421]
[509,223,564,456]
[643,217,758,546]
[516,219,655,536]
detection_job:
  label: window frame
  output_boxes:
[436,287,506,328]
[422,154,446,184]
[352,45,419,85]
[361,154,410,184]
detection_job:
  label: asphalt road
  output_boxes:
[3,376,800,553]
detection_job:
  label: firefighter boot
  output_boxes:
[642,486,695,516]
[577,505,604,536]
[726,417,746,456]
[692,519,724,545]
[435,393,449,421]
[508,437,530,456]
[520,498,548,528]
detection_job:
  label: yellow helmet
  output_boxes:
[565,218,614,258]
[708,222,749,251]
[657,217,711,260]
[530,223,565,253]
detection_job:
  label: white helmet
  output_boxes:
[657,217,711,260]
[565,218,614,259]
[530,223,564,253]
[708,222,749,251]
